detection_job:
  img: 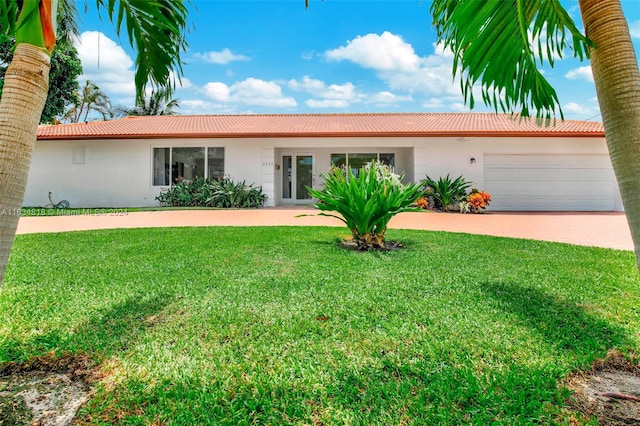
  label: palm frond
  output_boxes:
[431,0,592,123]
[0,0,19,37]
[95,0,192,102]
[57,0,80,42]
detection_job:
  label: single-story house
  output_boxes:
[29,112,622,211]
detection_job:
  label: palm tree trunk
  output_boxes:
[0,44,50,286]
[579,0,640,271]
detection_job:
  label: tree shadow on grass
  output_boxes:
[0,294,173,362]
[67,293,174,355]
[322,283,634,423]
[480,281,632,356]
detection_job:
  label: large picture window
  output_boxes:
[153,147,225,186]
[331,152,395,177]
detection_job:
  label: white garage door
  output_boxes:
[484,154,615,211]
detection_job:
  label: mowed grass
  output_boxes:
[1,226,639,424]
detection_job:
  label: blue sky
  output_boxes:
[74,0,640,120]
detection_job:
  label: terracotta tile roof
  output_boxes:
[37,113,605,140]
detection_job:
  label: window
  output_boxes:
[153,148,170,185]
[347,153,377,176]
[172,147,205,183]
[208,148,225,179]
[330,153,396,177]
[153,147,224,186]
[331,153,346,169]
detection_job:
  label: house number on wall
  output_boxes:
[262,161,274,166]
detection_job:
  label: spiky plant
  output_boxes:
[422,174,471,211]
[308,161,422,250]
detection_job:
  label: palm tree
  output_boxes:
[429,0,640,271]
[118,88,181,116]
[66,80,113,123]
[0,0,191,286]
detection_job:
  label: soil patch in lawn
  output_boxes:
[567,350,640,425]
[0,354,97,426]
[338,239,406,251]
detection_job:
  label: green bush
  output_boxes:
[422,174,471,211]
[156,177,267,208]
[308,161,422,250]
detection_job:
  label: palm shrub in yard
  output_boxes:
[156,177,267,208]
[422,174,472,211]
[307,161,422,250]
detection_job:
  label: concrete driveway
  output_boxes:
[15,208,633,251]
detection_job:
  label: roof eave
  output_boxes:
[37,130,606,141]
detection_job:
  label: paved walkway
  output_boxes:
[15,208,633,251]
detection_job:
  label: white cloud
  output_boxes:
[203,78,296,108]
[290,76,414,109]
[451,103,469,112]
[563,102,590,115]
[288,76,326,93]
[421,98,445,109]
[194,48,249,64]
[179,99,239,115]
[630,20,640,39]
[433,42,454,59]
[324,83,357,100]
[325,31,420,72]
[171,71,193,90]
[288,76,361,108]
[305,99,349,108]
[203,82,231,101]
[566,66,594,82]
[74,31,135,99]
[325,34,462,100]
[561,101,600,120]
[368,91,413,104]
[181,99,214,110]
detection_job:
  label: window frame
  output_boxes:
[152,146,225,187]
[330,152,396,175]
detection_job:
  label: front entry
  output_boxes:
[282,154,315,204]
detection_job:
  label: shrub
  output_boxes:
[307,161,422,250]
[156,177,267,208]
[415,196,429,209]
[418,176,493,213]
[421,174,471,211]
[467,189,492,213]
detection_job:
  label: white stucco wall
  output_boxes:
[24,138,264,208]
[25,134,621,211]
[413,136,611,183]
[412,136,620,211]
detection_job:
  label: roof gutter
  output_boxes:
[37,130,606,141]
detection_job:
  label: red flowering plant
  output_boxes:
[466,189,491,213]
[414,196,429,209]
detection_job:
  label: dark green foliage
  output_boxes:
[0,35,81,124]
[422,174,472,211]
[308,161,422,249]
[43,39,82,123]
[156,177,267,208]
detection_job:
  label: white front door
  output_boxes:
[282,154,315,204]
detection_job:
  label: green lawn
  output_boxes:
[1,227,638,424]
